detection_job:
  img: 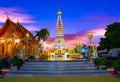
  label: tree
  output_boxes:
[35,28,50,42]
[35,28,50,51]
[98,22,120,51]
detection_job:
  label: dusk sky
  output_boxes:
[0,0,120,48]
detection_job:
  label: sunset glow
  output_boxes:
[0,0,120,48]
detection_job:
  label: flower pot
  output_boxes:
[1,69,9,75]
[107,68,115,75]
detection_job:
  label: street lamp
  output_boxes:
[88,32,93,59]
[76,41,80,53]
[26,33,29,59]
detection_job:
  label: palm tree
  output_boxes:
[35,28,50,48]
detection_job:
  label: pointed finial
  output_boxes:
[17,19,19,24]
[57,5,62,16]
[7,15,10,20]
[58,4,61,12]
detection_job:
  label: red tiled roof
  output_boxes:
[0,19,10,37]
[0,28,2,32]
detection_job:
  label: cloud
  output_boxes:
[24,25,40,31]
[46,27,106,48]
[88,27,106,36]
[0,7,40,35]
[64,15,120,32]
[0,7,35,23]
[46,38,55,48]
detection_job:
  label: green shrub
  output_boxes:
[11,58,23,66]
[109,60,119,67]
[107,60,120,71]
[107,57,117,60]
[13,56,18,59]
[0,59,9,69]
[94,58,106,65]
[115,65,120,71]
[28,55,34,59]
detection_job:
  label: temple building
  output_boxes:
[0,17,39,58]
[54,8,66,49]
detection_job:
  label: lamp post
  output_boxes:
[26,33,29,59]
[88,32,93,59]
[76,41,80,54]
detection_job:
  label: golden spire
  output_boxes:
[58,4,61,12]
[58,5,61,16]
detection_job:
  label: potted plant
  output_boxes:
[115,65,120,74]
[11,57,23,70]
[94,58,106,70]
[0,59,10,75]
[107,60,119,75]
[107,66,115,75]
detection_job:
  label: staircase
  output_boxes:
[6,61,111,77]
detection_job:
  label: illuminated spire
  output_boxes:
[54,6,65,49]
[58,5,61,12]
[56,6,63,28]
[57,5,62,16]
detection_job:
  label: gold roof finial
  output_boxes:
[7,15,10,20]
[58,4,62,16]
[17,19,19,24]
[58,4,61,12]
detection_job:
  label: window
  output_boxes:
[2,45,4,54]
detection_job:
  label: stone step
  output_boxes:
[20,66,97,70]
[20,67,97,70]
[22,64,95,67]
[24,62,95,65]
[25,61,94,65]
[6,72,111,77]
[6,61,111,77]
[9,69,107,73]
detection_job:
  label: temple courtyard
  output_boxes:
[0,76,120,82]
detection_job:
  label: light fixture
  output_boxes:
[15,38,20,44]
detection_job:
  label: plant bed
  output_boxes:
[107,60,120,74]
[1,69,9,75]
[0,59,10,69]
[11,57,23,70]
[11,58,23,66]
[94,58,106,65]
[115,65,120,74]
[28,55,35,61]
[107,68,115,75]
